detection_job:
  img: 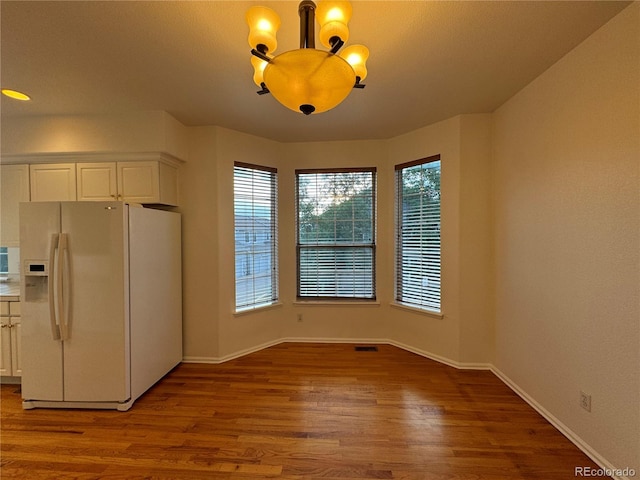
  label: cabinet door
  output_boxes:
[158,161,179,206]
[0,316,11,376]
[117,161,160,204]
[30,164,77,201]
[0,165,30,247]
[10,317,21,376]
[77,162,118,201]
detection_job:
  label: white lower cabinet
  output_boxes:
[0,301,22,377]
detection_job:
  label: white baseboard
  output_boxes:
[181,338,630,479]
[386,339,492,370]
[181,356,220,364]
[182,338,284,364]
[281,336,387,346]
[183,337,388,364]
[182,337,490,369]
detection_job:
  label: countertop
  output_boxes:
[0,282,21,301]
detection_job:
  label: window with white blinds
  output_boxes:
[0,247,8,274]
[395,156,441,311]
[234,162,278,311]
[296,168,376,300]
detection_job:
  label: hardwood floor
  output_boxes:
[1,343,609,479]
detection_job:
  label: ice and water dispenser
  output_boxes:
[24,261,49,302]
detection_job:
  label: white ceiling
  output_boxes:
[0,1,631,143]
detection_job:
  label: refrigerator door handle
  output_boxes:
[58,233,70,341]
[48,233,61,341]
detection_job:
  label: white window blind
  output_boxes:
[395,156,441,311]
[296,168,376,300]
[234,162,278,311]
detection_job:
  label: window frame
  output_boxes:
[394,155,442,313]
[295,167,377,301]
[233,161,279,312]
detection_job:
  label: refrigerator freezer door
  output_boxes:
[60,202,130,402]
[20,202,64,401]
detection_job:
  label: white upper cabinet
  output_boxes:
[118,161,177,205]
[0,165,30,246]
[76,162,118,201]
[77,160,178,206]
[30,163,77,201]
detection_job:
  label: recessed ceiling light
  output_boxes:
[1,89,31,101]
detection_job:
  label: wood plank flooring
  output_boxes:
[1,343,609,479]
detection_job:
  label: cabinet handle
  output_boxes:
[1,324,7,328]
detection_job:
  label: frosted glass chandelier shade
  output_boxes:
[246,6,281,53]
[339,44,369,81]
[263,49,356,114]
[316,1,352,48]
[251,56,268,86]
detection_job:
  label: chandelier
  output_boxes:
[246,1,369,115]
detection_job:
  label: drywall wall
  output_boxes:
[0,111,189,161]
[279,138,391,344]
[492,2,639,472]
[179,115,494,366]
[386,116,463,362]
[213,127,287,359]
[1,109,493,365]
[177,126,220,360]
[458,114,494,364]
[385,114,495,366]
[176,118,494,365]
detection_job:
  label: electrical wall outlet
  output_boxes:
[580,391,592,412]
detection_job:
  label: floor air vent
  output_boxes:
[355,346,378,352]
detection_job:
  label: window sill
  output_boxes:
[390,302,444,319]
[234,302,283,317]
[293,300,381,307]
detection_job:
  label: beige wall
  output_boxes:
[280,138,391,344]
[214,127,286,359]
[492,3,639,471]
[387,116,464,361]
[1,111,189,161]
[386,114,494,365]
[175,115,494,364]
[177,126,220,360]
[458,114,494,364]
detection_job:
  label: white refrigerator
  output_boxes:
[19,201,182,411]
